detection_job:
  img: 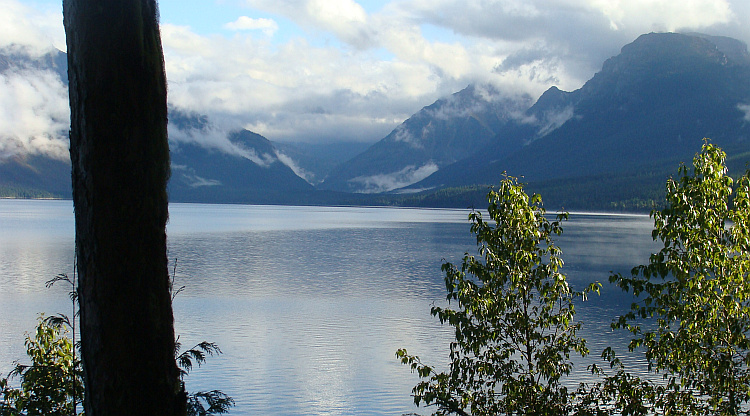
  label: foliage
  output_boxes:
[371,166,672,212]
[397,175,600,415]
[1,321,234,416]
[169,261,234,415]
[175,340,234,416]
[606,142,750,415]
[2,268,233,416]
[0,316,84,416]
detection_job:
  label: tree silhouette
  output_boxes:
[64,0,186,414]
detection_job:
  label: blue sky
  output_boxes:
[158,0,303,42]
[159,0,385,39]
[4,0,750,146]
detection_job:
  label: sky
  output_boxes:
[2,0,750,154]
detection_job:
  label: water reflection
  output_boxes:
[168,225,464,300]
[0,202,660,415]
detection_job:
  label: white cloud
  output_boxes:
[168,123,277,168]
[426,85,507,121]
[349,162,439,193]
[239,147,276,167]
[535,106,575,138]
[224,16,279,36]
[0,68,69,160]
[305,0,375,48]
[275,150,315,183]
[169,123,234,152]
[246,0,377,49]
[189,176,222,187]
[171,165,222,188]
[159,1,580,143]
[589,0,734,32]
[739,103,750,122]
[391,0,748,86]
[390,125,421,149]
[160,21,454,143]
[0,0,64,55]
[165,0,750,143]
[3,0,750,150]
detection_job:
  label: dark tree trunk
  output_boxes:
[64,1,186,415]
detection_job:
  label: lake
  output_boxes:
[0,200,659,415]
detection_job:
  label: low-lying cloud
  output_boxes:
[348,162,439,193]
[390,125,422,149]
[172,164,223,188]
[275,150,316,184]
[3,0,750,150]
[0,68,69,161]
[168,123,277,168]
[530,106,576,140]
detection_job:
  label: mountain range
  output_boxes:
[318,84,533,193]
[2,32,750,211]
[412,33,750,190]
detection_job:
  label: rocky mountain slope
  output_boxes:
[3,32,750,210]
[410,32,750,192]
[319,84,533,193]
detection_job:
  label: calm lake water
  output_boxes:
[0,200,659,415]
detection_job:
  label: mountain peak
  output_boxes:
[0,45,68,85]
[684,32,750,65]
[604,32,749,74]
[409,32,750,197]
[320,84,533,193]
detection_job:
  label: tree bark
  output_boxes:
[64,1,186,414]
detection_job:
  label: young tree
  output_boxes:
[397,175,599,416]
[1,268,233,416]
[64,0,184,414]
[0,316,234,416]
[0,317,83,416]
[609,142,750,415]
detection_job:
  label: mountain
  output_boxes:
[166,109,316,203]
[273,140,373,186]
[0,46,71,198]
[0,154,71,198]
[4,32,750,210]
[0,48,319,202]
[0,45,68,84]
[168,132,315,203]
[408,33,750,200]
[319,85,533,193]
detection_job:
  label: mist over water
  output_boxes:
[0,200,658,415]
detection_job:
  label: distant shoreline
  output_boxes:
[0,196,652,216]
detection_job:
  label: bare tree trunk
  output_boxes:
[64,0,186,414]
